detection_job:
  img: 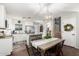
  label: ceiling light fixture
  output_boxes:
[44,3,52,20]
[32,3,52,21]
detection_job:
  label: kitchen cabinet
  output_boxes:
[13,34,42,46]
[13,34,27,43]
[0,37,12,55]
[0,5,6,28]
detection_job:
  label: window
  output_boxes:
[15,24,22,30]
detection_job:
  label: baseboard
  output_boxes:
[64,45,79,50]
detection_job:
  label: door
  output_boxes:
[54,17,61,38]
[61,17,76,47]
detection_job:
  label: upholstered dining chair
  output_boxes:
[25,43,41,56]
[27,34,42,56]
[25,40,41,56]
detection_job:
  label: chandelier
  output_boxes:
[32,3,52,20]
[44,3,52,20]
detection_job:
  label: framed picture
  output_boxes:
[15,24,22,30]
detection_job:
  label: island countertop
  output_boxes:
[0,35,13,39]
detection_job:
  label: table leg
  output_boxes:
[40,50,45,56]
[38,48,45,56]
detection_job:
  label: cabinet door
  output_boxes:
[0,5,6,28]
[0,38,12,55]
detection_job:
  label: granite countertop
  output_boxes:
[0,35,13,39]
[29,33,42,35]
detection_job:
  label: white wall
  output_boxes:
[6,14,44,34]
[54,11,79,48]
[0,5,6,28]
[7,15,33,30]
[76,13,79,48]
[60,12,77,39]
[6,14,55,39]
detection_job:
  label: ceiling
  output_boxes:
[0,3,79,19]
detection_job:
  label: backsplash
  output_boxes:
[0,30,5,37]
[0,29,12,37]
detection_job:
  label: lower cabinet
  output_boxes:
[0,37,12,56]
[13,34,27,43]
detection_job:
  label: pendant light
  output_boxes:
[44,3,52,20]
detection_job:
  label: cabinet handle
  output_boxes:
[72,34,75,35]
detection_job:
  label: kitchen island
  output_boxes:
[12,33,42,46]
[0,36,13,56]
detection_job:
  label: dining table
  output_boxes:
[31,38,64,56]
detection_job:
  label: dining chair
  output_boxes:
[25,41,41,56]
[28,34,42,56]
[25,41,37,56]
[31,46,41,56]
[45,40,65,56]
[55,40,65,56]
[25,44,31,56]
[54,32,61,39]
[45,46,57,56]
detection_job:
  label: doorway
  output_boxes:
[54,17,61,38]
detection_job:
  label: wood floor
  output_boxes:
[63,46,79,56]
[11,45,79,56]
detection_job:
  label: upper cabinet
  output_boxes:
[0,5,6,28]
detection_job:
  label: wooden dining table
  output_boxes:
[31,38,64,56]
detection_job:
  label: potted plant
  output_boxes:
[44,31,52,39]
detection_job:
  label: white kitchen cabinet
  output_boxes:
[61,14,79,49]
[13,34,27,43]
[0,5,6,28]
[0,37,13,55]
